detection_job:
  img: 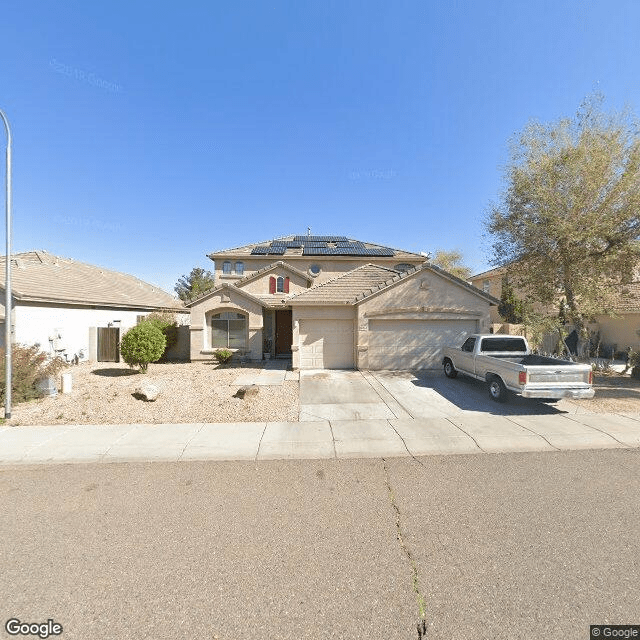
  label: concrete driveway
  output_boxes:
[299,368,574,422]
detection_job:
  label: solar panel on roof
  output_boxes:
[251,246,269,254]
[362,248,395,256]
[267,246,287,254]
[293,235,348,242]
[269,241,302,249]
[303,247,330,255]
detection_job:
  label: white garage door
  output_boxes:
[367,319,478,370]
[299,319,355,369]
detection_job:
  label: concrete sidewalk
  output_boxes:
[1,412,639,465]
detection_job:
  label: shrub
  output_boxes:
[0,344,68,405]
[140,311,178,361]
[213,348,233,364]
[120,323,166,373]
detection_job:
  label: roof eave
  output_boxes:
[185,282,266,308]
[14,295,186,311]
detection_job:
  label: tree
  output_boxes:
[120,323,166,373]
[497,278,526,323]
[141,311,179,361]
[174,267,216,302]
[431,249,472,280]
[487,94,640,334]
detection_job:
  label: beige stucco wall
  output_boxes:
[470,273,504,323]
[290,269,492,370]
[596,313,640,351]
[239,269,309,296]
[356,270,491,369]
[189,288,263,361]
[217,257,424,286]
[291,305,356,369]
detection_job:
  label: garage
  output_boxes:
[366,319,478,370]
[299,319,355,369]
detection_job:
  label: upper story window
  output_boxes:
[309,264,321,276]
[222,261,232,275]
[269,275,290,294]
[235,261,244,275]
[394,263,413,272]
[482,279,490,293]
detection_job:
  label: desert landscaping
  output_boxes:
[4,361,299,426]
[3,361,640,427]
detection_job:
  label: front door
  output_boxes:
[275,309,293,356]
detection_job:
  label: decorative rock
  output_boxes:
[134,382,160,402]
[36,376,58,397]
[234,385,259,399]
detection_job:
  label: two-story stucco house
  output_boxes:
[187,235,498,370]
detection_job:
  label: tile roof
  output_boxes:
[470,265,506,280]
[288,264,406,304]
[233,260,312,287]
[289,262,500,306]
[184,281,266,308]
[612,282,640,312]
[0,251,185,311]
[208,234,425,262]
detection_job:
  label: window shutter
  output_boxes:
[269,276,276,293]
[284,277,290,293]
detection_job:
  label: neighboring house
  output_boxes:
[469,266,508,324]
[470,266,640,352]
[187,235,498,370]
[0,251,188,362]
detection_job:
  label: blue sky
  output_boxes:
[1,1,639,295]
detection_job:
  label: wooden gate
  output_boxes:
[97,327,120,362]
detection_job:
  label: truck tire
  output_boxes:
[488,376,508,402]
[443,359,458,379]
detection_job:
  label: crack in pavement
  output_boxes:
[386,420,426,468]
[382,458,428,638]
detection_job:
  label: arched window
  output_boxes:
[222,261,232,275]
[234,261,244,275]
[211,312,247,348]
[276,276,284,293]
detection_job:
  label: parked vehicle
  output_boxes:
[442,334,595,402]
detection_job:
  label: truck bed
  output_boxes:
[496,355,578,367]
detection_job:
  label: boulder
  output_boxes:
[234,385,259,399]
[134,382,160,402]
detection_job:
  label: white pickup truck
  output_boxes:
[442,334,595,402]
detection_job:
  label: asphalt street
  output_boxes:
[1,450,639,640]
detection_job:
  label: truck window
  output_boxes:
[481,337,527,352]
[461,337,476,352]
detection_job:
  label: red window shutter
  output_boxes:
[284,277,290,293]
[269,276,276,294]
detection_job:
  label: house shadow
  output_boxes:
[407,370,565,416]
[91,368,139,377]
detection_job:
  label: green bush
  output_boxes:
[140,311,178,361]
[0,344,68,404]
[213,348,233,364]
[120,323,166,373]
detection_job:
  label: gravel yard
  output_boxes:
[6,361,299,426]
[3,364,638,427]
[564,371,640,413]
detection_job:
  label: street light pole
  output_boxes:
[0,110,12,419]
